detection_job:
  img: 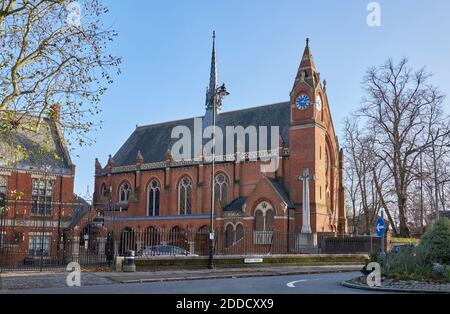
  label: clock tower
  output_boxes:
[288,38,344,234]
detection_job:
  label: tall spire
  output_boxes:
[206,31,219,109]
[300,37,316,72]
[293,38,319,89]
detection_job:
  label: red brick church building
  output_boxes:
[93,36,346,254]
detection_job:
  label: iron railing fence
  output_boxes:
[119,229,292,257]
[117,229,383,258]
[0,227,383,271]
[0,238,110,271]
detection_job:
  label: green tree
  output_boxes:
[0,0,121,161]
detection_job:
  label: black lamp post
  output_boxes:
[208,83,229,270]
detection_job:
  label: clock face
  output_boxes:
[296,94,310,110]
[316,95,322,111]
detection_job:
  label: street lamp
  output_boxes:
[208,83,229,270]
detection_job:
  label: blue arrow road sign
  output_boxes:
[376,217,385,237]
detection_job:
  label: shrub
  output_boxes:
[418,218,450,265]
[386,245,422,275]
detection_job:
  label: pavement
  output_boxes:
[98,265,363,284]
[0,265,362,292]
[1,271,383,294]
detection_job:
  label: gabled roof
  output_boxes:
[112,101,291,167]
[0,115,73,174]
[266,177,295,209]
[223,197,247,212]
[223,177,294,213]
[67,194,91,230]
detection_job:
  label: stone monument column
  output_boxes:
[298,169,314,234]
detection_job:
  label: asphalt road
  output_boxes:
[2,272,387,294]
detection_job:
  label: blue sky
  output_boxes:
[72,0,450,196]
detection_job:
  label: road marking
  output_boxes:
[287,280,307,288]
[286,278,320,288]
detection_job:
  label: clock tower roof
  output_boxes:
[292,38,320,91]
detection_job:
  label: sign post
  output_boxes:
[376,214,386,266]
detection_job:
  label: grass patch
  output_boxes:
[135,255,367,268]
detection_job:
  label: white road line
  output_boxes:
[286,279,320,288]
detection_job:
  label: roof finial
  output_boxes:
[206,31,219,109]
[306,38,310,47]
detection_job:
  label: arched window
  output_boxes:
[119,182,131,203]
[265,209,275,231]
[147,180,160,216]
[214,173,228,206]
[178,176,192,215]
[236,224,244,242]
[255,210,264,232]
[225,224,234,248]
[100,183,108,198]
[254,201,274,232]
[253,201,274,245]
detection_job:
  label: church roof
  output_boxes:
[266,177,296,209]
[112,101,291,167]
[223,197,247,212]
[0,114,73,175]
[222,178,295,212]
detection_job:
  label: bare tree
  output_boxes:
[343,118,387,235]
[356,58,449,237]
[0,0,121,161]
